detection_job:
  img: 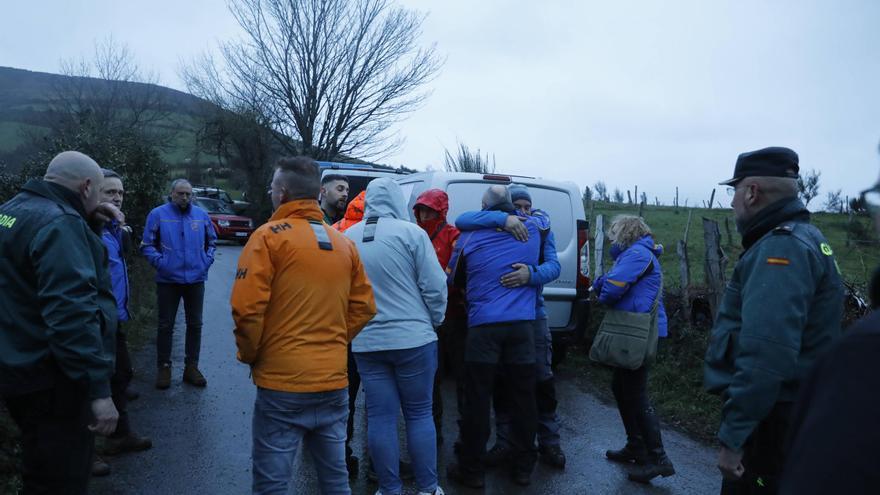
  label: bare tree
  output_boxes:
[582,185,592,207]
[186,0,442,161]
[612,188,624,203]
[594,181,608,201]
[443,143,495,173]
[823,189,844,213]
[797,169,821,207]
[51,36,174,149]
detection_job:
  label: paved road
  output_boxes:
[92,244,720,494]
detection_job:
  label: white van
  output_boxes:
[396,171,591,366]
[319,166,591,366]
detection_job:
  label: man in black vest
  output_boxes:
[0,151,122,493]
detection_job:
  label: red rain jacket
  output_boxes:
[333,190,366,233]
[414,189,466,319]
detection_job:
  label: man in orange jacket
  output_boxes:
[231,156,376,494]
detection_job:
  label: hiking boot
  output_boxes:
[627,455,676,483]
[446,462,484,489]
[91,456,111,477]
[125,387,140,401]
[481,443,513,467]
[103,432,153,456]
[182,365,207,387]
[539,444,566,469]
[155,364,171,390]
[606,442,648,465]
[510,469,532,487]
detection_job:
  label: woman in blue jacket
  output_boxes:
[592,215,675,483]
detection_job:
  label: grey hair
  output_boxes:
[169,178,192,191]
[741,176,799,204]
[481,185,511,209]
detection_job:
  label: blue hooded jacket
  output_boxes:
[140,201,217,284]
[447,210,541,327]
[592,235,668,337]
[454,209,560,320]
[101,221,129,322]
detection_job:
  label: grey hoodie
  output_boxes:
[345,178,447,352]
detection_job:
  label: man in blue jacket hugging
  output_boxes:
[455,184,566,470]
[445,185,542,489]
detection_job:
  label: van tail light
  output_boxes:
[576,219,591,297]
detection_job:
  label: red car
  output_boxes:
[194,197,255,243]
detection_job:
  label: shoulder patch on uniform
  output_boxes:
[772,224,794,235]
[820,242,833,256]
[766,257,790,266]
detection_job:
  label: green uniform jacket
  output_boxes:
[703,198,843,451]
[0,179,116,400]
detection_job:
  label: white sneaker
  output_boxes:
[417,487,445,495]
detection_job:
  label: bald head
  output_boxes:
[43,151,104,215]
[481,185,512,211]
[44,151,103,187]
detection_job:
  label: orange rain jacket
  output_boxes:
[231,199,376,393]
[333,190,366,233]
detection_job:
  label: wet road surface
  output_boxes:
[92,244,721,494]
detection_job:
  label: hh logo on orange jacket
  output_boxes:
[230,199,376,394]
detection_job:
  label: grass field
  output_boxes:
[572,200,877,443]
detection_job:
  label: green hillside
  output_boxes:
[0,66,217,168]
[590,201,878,289]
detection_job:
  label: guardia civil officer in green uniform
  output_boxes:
[0,151,123,494]
[703,147,843,494]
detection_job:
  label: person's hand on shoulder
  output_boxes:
[504,215,529,241]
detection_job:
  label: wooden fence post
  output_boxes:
[637,201,645,218]
[594,214,605,278]
[703,217,727,320]
[677,209,693,312]
[708,189,716,210]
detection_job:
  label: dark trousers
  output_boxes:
[156,282,205,366]
[611,365,666,458]
[721,403,792,495]
[460,321,537,476]
[494,319,561,448]
[4,379,93,494]
[433,318,468,436]
[110,323,133,436]
[346,347,360,459]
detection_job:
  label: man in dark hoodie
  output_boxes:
[703,147,843,494]
[0,151,121,493]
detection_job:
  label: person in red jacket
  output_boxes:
[413,189,465,445]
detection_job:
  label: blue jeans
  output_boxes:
[354,342,438,495]
[252,387,350,495]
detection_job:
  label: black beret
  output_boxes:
[719,147,800,186]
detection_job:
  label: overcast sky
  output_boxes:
[2,0,879,207]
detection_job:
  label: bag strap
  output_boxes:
[650,259,663,313]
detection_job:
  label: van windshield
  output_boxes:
[444,182,575,250]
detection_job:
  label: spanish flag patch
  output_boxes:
[766,257,790,266]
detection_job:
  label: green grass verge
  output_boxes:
[570,201,876,445]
